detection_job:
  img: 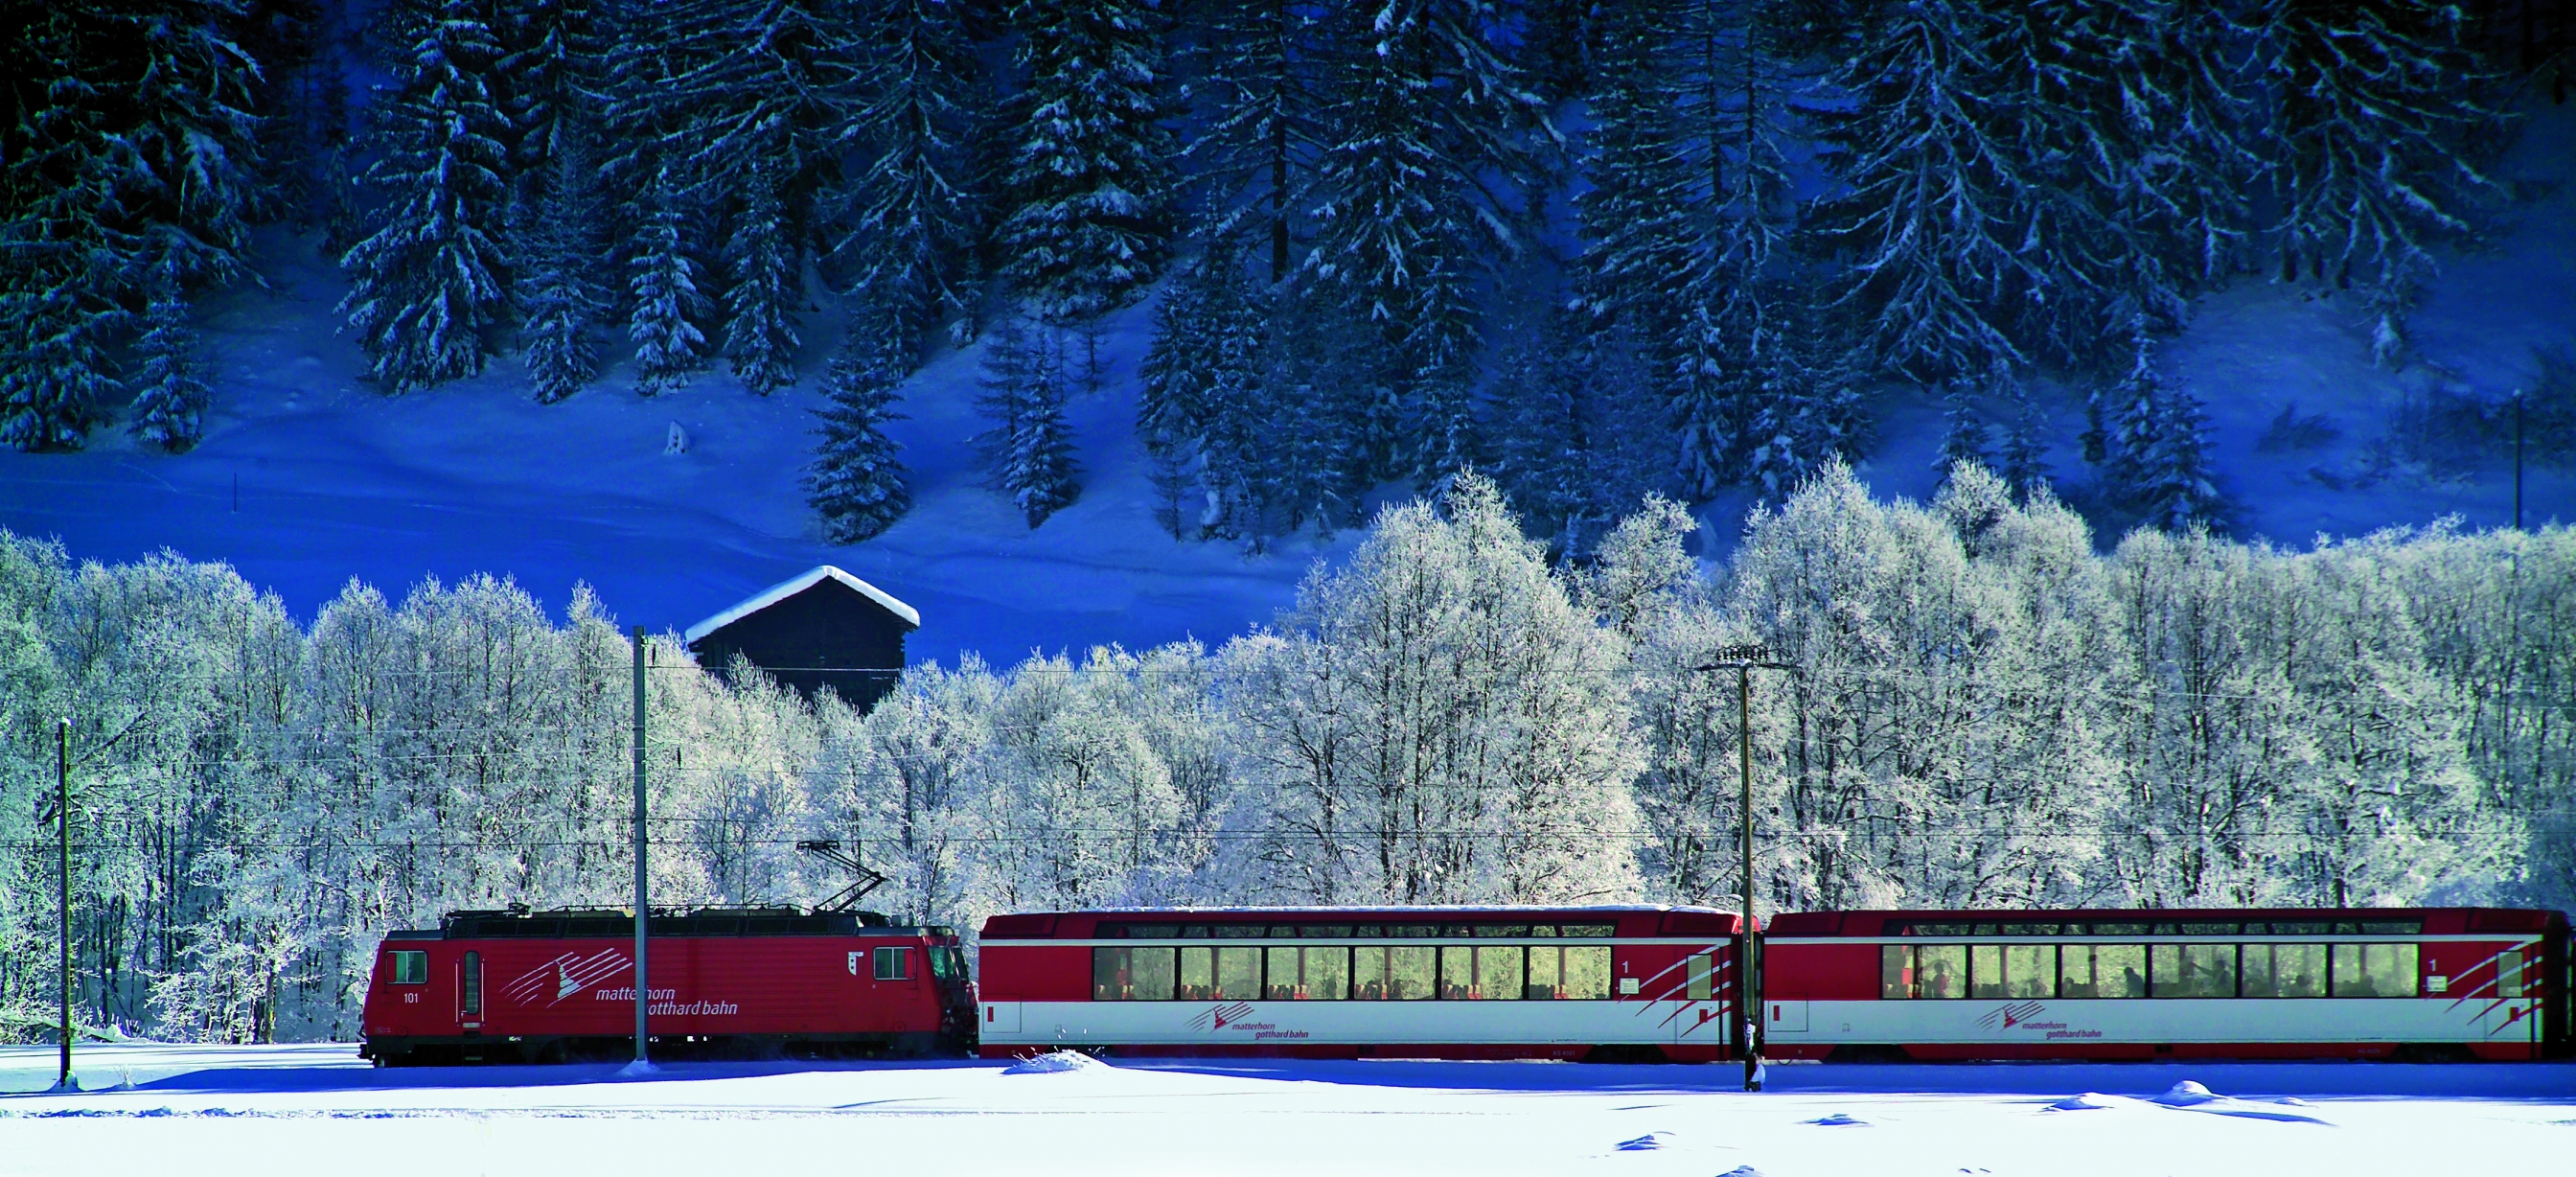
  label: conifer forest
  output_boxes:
[3,1,2576,1043]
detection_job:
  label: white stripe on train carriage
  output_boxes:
[980,937,1743,947]
[1764,934,2544,945]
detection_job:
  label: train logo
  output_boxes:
[502,949,632,1008]
[1188,1002,1257,1031]
[848,951,862,976]
[1976,1001,2049,1030]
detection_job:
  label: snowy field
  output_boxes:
[3,1046,2571,1176]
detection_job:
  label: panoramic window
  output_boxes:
[2332,943,2417,997]
[2060,944,2148,999]
[1562,946,1612,1000]
[1265,945,1300,1001]
[1302,946,1350,1001]
[2241,944,2326,998]
[2150,943,2236,998]
[1214,946,1262,1000]
[1476,946,1525,1001]
[1968,944,2056,999]
[1092,946,1176,1001]
[1388,945,1436,1000]
[1179,946,1214,1000]
[1882,944,1969,999]
[1438,945,1476,999]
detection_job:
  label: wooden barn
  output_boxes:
[682,565,919,713]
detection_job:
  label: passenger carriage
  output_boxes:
[1759,907,2569,1062]
[973,906,1748,1062]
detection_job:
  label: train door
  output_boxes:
[1673,949,1729,1049]
[458,950,484,1030]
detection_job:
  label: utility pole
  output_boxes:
[632,626,651,1066]
[57,718,71,1091]
[1696,647,1792,1093]
[2514,389,2525,532]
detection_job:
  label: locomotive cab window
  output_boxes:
[875,946,911,981]
[389,950,428,985]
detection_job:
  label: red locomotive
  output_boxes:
[1760,907,2569,1062]
[972,906,1749,1062]
[357,904,976,1065]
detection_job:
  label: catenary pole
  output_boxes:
[58,718,71,1090]
[632,626,650,1065]
[1696,649,1791,1093]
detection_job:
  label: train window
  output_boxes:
[1353,946,1389,999]
[2085,922,2150,936]
[1476,924,1530,938]
[2151,944,2236,997]
[2242,944,2327,998]
[1269,926,1298,937]
[2150,923,2181,936]
[876,946,911,981]
[1908,923,1972,937]
[1528,946,1562,999]
[1092,947,1176,1001]
[2266,921,2332,935]
[1212,924,1265,939]
[1438,946,1476,999]
[1686,952,1715,1001]
[1971,924,1999,936]
[1179,946,1214,1000]
[1563,947,1612,1000]
[1179,925,1210,938]
[1214,946,1262,1000]
[1562,924,1615,938]
[460,951,482,1015]
[1997,924,2059,936]
[1389,946,1436,999]
[1303,946,1351,1000]
[390,951,428,985]
[1391,925,1438,939]
[1443,924,1475,938]
[2499,950,2525,999]
[1530,925,1559,938]
[2179,923,2240,936]
[1881,946,1913,999]
[1917,945,1967,998]
[1972,945,2056,998]
[1351,925,1386,937]
[2061,944,2148,998]
[2331,943,2417,997]
[2337,920,2423,936]
[1301,925,1351,938]
[1477,947,1525,1001]
[1266,946,1301,1000]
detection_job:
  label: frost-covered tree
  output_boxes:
[337,0,514,394]
[2097,327,2225,531]
[1221,474,1644,903]
[837,0,982,354]
[1934,381,1990,484]
[627,172,714,397]
[977,316,1080,527]
[806,311,914,543]
[128,265,213,453]
[723,161,802,395]
[996,0,1177,321]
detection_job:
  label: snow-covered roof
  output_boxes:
[683,565,920,642]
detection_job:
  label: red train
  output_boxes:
[972,906,1749,1062]
[357,902,2570,1065]
[357,905,976,1065]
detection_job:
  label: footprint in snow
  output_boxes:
[1614,1131,1676,1151]
[1805,1113,1869,1127]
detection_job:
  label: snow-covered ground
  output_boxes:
[3,1045,2571,1176]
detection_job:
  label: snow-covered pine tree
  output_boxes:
[2,0,260,448]
[338,0,514,394]
[129,264,213,453]
[518,129,602,404]
[1310,0,1546,483]
[2137,382,2223,532]
[837,0,982,355]
[494,0,599,183]
[1179,0,1328,282]
[997,0,1178,322]
[1998,385,2053,501]
[1812,0,2032,383]
[806,310,915,543]
[1934,380,1990,486]
[978,317,1080,527]
[723,160,802,395]
[628,172,714,397]
[2256,0,2503,315]
[1741,295,1864,499]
